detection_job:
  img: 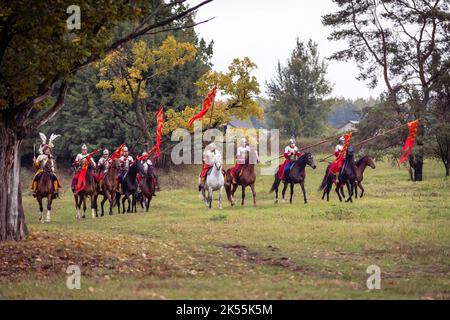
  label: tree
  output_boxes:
[0,0,213,240]
[95,35,197,148]
[323,0,450,181]
[265,39,333,138]
[164,57,265,133]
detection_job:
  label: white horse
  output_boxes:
[201,156,225,209]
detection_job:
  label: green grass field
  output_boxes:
[1,158,449,299]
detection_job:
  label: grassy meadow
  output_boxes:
[1,157,449,299]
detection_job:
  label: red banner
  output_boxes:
[188,86,217,127]
[76,150,99,193]
[399,120,419,164]
[146,107,164,160]
[110,144,125,161]
[339,132,353,157]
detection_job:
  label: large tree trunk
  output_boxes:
[409,153,424,182]
[0,122,28,240]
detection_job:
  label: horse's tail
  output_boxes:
[269,174,279,193]
[318,165,331,192]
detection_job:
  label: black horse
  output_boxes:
[270,152,317,204]
[319,146,357,203]
[117,163,138,213]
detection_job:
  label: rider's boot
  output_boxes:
[32,180,37,197]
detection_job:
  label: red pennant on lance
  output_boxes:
[110,144,125,161]
[339,132,353,157]
[76,150,99,193]
[145,107,164,160]
[399,120,419,164]
[188,86,217,127]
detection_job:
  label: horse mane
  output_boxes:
[355,156,367,167]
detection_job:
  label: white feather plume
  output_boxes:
[48,133,61,148]
[39,132,47,145]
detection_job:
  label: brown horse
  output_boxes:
[137,161,156,212]
[74,162,97,219]
[354,156,376,198]
[95,159,120,216]
[36,158,56,223]
[225,153,256,207]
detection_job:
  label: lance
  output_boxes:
[264,134,342,164]
[318,122,412,162]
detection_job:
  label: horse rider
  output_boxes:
[118,146,134,188]
[329,136,346,177]
[277,138,302,180]
[71,143,96,193]
[230,137,259,184]
[198,142,221,191]
[138,151,158,196]
[97,149,110,192]
[31,143,61,198]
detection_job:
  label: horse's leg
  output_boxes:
[241,185,246,206]
[289,182,294,204]
[359,182,365,198]
[46,195,52,222]
[231,184,238,206]
[335,181,343,202]
[281,182,288,202]
[122,194,127,214]
[82,196,87,219]
[90,195,96,218]
[274,180,280,204]
[301,180,307,204]
[146,196,151,212]
[346,181,354,203]
[208,187,212,209]
[250,183,256,207]
[219,186,223,210]
[101,194,107,217]
[37,196,44,223]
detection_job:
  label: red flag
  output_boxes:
[110,144,125,161]
[147,107,164,160]
[76,150,99,193]
[399,120,419,164]
[339,132,353,157]
[188,86,217,127]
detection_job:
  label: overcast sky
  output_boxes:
[188,0,384,100]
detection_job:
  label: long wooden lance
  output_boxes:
[264,134,343,164]
[318,122,411,162]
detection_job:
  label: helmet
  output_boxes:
[103,149,109,155]
[81,144,88,150]
[209,143,216,150]
[289,138,295,145]
[123,146,129,152]
[339,136,345,143]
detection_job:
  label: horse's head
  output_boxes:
[305,152,317,170]
[367,156,376,169]
[213,157,222,171]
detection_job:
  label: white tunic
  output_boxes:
[236,146,250,164]
[98,157,110,172]
[35,154,54,171]
[284,145,300,161]
[119,155,134,170]
[203,150,221,166]
[75,153,96,169]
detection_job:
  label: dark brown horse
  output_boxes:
[225,153,257,207]
[137,161,156,212]
[270,152,317,204]
[36,158,56,223]
[95,159,120,216]
[74,162,97,219]
[354,156,376,198]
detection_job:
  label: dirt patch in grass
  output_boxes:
[0,231,177,282]
[221,244,322,276]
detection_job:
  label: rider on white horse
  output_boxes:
[199,142,222,191]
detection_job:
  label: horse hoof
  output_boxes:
[281,199,286,203]
[274,199,278,204]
